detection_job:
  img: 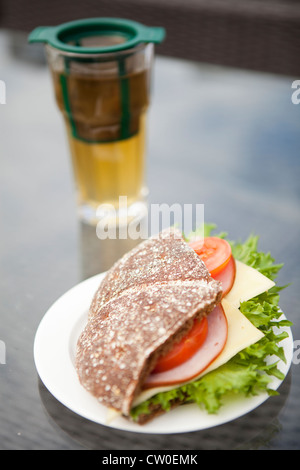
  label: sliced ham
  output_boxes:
[144,304,228,389]
[213,255,236,297]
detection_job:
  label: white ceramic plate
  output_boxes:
[34,273,293,434]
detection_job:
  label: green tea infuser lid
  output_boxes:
[28,17,165,54]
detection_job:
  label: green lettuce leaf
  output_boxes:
[130,225,292,421]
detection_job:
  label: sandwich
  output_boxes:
[76,225,291,424]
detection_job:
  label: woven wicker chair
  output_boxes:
[0,0,299,75]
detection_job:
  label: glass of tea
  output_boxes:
[29,18,165,225]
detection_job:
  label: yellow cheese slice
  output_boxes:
[106,407,122,424]
[225,259,275,308]
[132,298,264,407]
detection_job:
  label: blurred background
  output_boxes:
[0,0,300,450]
[1,0,300,74]
[1,0,299,275]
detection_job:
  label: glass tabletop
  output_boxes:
[0,30,299,450]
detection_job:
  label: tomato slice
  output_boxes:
[145,304,228,389]
[153,316,208,373]
[189,237,232,277]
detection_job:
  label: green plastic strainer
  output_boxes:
[28,17,165,54]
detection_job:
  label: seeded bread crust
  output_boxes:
[76,228,222,417]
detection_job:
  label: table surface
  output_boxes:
[0,30,300,450]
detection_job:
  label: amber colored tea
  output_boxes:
[29,18,164,225]
[65,112,146,209]
[52,67,149,215]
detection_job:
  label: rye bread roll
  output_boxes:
[76,228,222,418]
